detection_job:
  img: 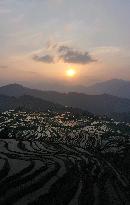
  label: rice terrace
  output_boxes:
[0,110,129,204]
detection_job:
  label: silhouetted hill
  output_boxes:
[0,84,31,97]
[0,94,91,117]
[85,79,130,98]
[39,92,130,115]
[1,84,130,115]
[0,95,64,112]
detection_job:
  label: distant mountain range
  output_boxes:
[63,79,130,99]
[1,83,130,117]
[1,79,130,98]
[84,79,130,99]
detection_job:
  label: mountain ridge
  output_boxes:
[1,83,130,115]
[1,78,130,98]
[0,94,64,112]
[84,79,130,98]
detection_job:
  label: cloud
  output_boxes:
[58,46,96,64]
[33,54,54,63]
[33,44,96,65]
[93,46,121,55]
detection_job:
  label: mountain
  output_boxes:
[1,84,130,116]
[32,79,130,98]
[0,84,31,97]
[0,94,91,117]
[85,79,130,98]
[1,79,130,99]
[37,92,130,115]
[0,95,64,112]
[45,79,130,98]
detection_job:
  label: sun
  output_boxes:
[66,68,76,78]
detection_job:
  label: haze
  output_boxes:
[0,0,130,90]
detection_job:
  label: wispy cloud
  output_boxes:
[92,46,121,55]
[33,54,54,63]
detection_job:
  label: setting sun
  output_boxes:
[66,68,76,78]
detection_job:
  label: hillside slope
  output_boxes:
[0,95,64,112]
[1,84,130,115]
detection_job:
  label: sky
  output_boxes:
[0,0,130,90]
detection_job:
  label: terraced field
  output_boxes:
[0,111,130,204]
[0,138,129,205]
